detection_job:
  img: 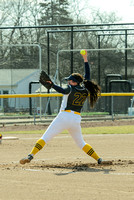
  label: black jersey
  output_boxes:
[62,85,88,112]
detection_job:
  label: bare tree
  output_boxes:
[0,0,40,68]
[68,0,89,23]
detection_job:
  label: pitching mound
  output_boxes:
[0,159,134,176]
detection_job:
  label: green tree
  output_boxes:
[39,0,73,25]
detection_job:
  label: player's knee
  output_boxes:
[76,140,86,149]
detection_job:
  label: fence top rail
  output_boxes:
[1,23,134,30]
[0,93,134,98]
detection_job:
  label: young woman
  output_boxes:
[20,50,112,165]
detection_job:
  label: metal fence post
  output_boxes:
[111,96,114,121]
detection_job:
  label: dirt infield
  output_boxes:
[0,130,134,200]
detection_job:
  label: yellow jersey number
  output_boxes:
[72,92,87,106]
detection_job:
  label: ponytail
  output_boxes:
[83,80,101,108]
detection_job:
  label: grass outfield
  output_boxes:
[1,125,134,135]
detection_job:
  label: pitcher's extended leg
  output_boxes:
[68,124,101,163]
[20,113,67,165]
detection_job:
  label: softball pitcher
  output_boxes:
[20,50,112,165]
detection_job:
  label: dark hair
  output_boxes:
[83,80,101,108]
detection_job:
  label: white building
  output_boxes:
[0,69,40,112]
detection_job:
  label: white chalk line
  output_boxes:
[109,172,134,176]
[23,168,134,176]
[23,168,76,175]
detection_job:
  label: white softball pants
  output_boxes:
[41,111,86,149]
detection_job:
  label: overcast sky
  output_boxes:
[86,0,134,22]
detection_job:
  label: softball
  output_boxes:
[80,49,86,55]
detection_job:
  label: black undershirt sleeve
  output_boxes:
[84,62,90,80]
[52,84,71,94]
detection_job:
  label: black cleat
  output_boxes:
[20,154,33,165]
[98,158,113,165]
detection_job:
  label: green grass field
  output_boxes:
[2,125,134,135]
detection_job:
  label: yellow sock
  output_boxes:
[82,144,100,161]
[30,139,45,156]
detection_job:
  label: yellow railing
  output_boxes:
[0,93,134,98]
